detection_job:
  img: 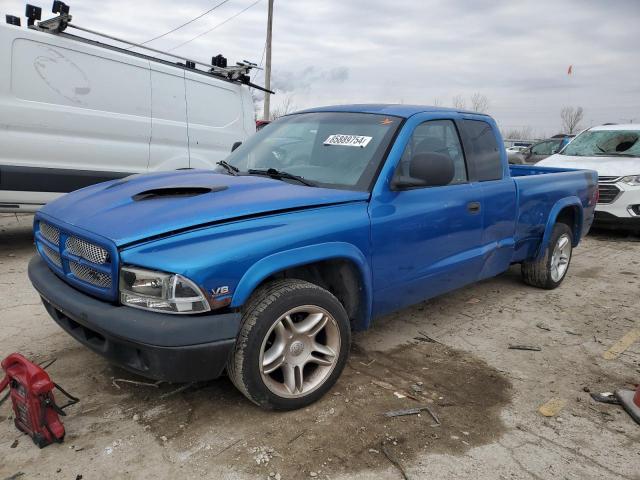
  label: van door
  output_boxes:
[2,33,151,199]
[184,71,246,169]
[149,64,189,170]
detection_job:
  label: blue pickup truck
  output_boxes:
[28,105,598,410]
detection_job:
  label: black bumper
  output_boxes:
[593,212,640,231]
[28,256,241,382]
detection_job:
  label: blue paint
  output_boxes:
[34,105,597,329]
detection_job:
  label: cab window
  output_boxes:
[397,120,468,185]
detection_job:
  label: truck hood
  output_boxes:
[40,170,369,246]
[537,154,640,177]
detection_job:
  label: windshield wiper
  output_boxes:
[593,153,638,158]
[247,168,316,187]
[216,160,239,176]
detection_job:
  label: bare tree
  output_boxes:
[502,126,534,140]
[560,106,584,134]
[269,94,296,120]
[470,93,489,113]
[432,97,443,107]
[451,94,466,110]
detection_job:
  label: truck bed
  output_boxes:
[510,165,598,263]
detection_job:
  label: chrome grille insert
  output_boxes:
[598,176,619,183]
[41,243,62,267]
[598,184,621,204]
[66,237,109,264]
[69,262,111,288]
[39,222,60,246]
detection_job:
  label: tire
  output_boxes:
[522,223,573,289]
[227,279,351,410]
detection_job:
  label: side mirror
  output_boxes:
[231,141,242,152]
[391,153,455,189]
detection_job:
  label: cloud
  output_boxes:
[272,66,349,93]
[3,0,639,133]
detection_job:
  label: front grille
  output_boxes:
[598,176,619,183]
[69,262,112,288]
[35,219,117,300]
[41,243,62,267]
[39,222,60,245]
[66,236,109,264]
[598,184,621,204]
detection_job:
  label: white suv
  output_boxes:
[538,124,640,231]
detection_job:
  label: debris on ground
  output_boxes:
[508,345,542,351]
[536,322,551,331]
[251,446,275,465]
[10,439,18,448]
[589,392,621,405]
[4,473,25,480]
[381,441,409,480]
[602,329,640,360]
[538,398,566,417]
[414,331,440,343]
[159,382,195,399]
[384,406,431,418]
[111,378,163,389]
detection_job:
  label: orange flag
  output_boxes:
[567,65,573,75]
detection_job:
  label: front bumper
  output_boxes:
[28,255,241,382]
[593,212,640,231]
[596,182,640,220]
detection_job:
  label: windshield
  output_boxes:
[561,129,640,157]
[221,112,402,191]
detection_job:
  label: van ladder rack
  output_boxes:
[24,1,274,94]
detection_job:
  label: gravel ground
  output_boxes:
[1,213,639,480]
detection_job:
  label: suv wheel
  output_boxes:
[522,222,573,289]
[228,279,350,410]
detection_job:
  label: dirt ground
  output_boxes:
[1,213,639,480]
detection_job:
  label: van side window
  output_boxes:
[460,120,502,181]
[398,120,468,185]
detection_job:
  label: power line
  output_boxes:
[167,0,264,52]
[138,0,233,46]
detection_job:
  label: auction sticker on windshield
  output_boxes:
[324,134,373,148]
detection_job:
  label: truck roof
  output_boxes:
[298,104,485,119]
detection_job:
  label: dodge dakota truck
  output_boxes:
[28,105,598,410]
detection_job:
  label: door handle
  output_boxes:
[467,201,481,214]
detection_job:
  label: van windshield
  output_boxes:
[561,130,640,158]
[221,112,402,191]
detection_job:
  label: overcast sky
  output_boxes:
[5,0,639,135]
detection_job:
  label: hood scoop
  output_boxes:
[132,186,227,201]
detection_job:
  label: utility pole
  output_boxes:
[263,0,273,121]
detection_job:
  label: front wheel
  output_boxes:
[227,279,351,410]
[522,223,573,289]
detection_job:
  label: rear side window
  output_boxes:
[460,120,502,181]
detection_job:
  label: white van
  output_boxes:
[0,21,256,212]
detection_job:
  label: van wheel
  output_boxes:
[227,279,350,410]
[522,223,573,289]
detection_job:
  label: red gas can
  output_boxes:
[0,353,78,448]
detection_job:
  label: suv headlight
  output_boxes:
[620,175,640,186]
[119,266,210,314]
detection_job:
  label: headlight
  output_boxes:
[119,266,210,314]
[620,175,640,186]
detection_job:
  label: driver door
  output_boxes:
[369,118,484,317]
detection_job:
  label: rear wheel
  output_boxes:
[522,223,573,289]
[228,279,350,410]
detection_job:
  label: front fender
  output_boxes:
[231,242,373,328]
[537,196,583,259]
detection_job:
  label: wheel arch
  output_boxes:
[231,242,373,331]
[537,197,583,260]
